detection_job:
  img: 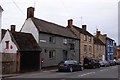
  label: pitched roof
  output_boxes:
[31,18,78,39]
[1,29,7,39]
[107,37,114,41]
[94,37,105,45]
[0,6,3,11]
[10,31,41,52]
[73,26,93,37]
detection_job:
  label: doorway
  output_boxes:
[63,50,68,60]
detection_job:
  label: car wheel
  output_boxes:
[69,67,73,72]
[93,66,96,69]
[81,67,84,71]
[98,65,100,68]
[105,65,107,67]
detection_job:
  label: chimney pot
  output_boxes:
[68,19,73,28]
[11,25,16,32]
[27,7,35,19]
[82,25,87,31]
[96,31,101,37]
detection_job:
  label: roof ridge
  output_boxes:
[32,17,66,29]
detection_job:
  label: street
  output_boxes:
[6,65,119,78]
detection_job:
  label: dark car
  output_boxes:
[58,60,83,72]
[99,60,110,67]
[116,59,120,65]
[83,57,100,69]
[108,60,116,66]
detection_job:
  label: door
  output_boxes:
[63,50,68,60]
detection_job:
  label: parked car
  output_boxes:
[116,59,120,65]
[58,60,83,72]
[83,57,100,69]
[99,60,110,67]
[108,60,116,66]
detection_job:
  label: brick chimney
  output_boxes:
[27,7,35,19]
[11,25,16,32]
[96,31,101,37]
[67,19,73,28]
[82,25,87,31]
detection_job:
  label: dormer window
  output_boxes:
[5,41,9,49]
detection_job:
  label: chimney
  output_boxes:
[67,19,73,28]
[103,34,107,37]
[82,25,87,31]
[11,25,16,32]
[96,31,101,37]
[27,7,35,19]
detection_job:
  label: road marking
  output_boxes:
[100,69,108,72]
[78,72,95,77]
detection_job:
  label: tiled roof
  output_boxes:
[94,37,105,45]
[1,29,7,39]
[0,6,3,11]
[107,37,114,41]
[10,31,41,52]
[31,18,78,39]
[73,26,94,37]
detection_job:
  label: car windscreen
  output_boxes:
[64,61,74,64]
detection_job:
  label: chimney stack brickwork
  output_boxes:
[68,19,73,28]
[27,7,35,19]
[11,25,16,32]
[82,25,87,31]
[96,31,101,37]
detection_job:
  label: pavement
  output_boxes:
[1,66,57,78]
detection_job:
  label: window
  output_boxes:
[70,43,74,50]
[96,45,98,51]
[49,36,55,43]
[5,41,9,49]
[89,46,92,53]
[84,45,87,53]
[89,36,92,42]
[84,35,87,41]
[49,50,56,59]
[63,38,67,44]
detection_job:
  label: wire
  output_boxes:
[11,0,25,16]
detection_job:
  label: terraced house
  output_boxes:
[93,36,105,60]
[95,31,115,61]
[67,19,94,63]
[21,7,80,68]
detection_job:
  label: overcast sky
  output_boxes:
[1,0,119,44]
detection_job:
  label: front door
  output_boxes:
[63,50,68,60]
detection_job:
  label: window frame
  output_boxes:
[5,41,9,49]
[49,50,56,59]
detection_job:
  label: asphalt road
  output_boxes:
[6,65,119,78]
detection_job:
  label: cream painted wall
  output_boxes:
[0,31,18,53]
[21,18,39,43]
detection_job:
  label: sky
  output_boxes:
[1,0,119,44]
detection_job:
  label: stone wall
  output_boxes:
[2,53,17,74]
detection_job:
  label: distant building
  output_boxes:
[96,31,115,61]
[93,37,105,60]
[67,19,94,63]
[21,7,80,68]
[114,45,120,59]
